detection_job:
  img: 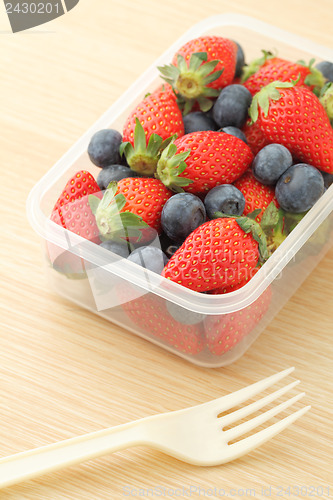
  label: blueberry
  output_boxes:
[97,164,136,189]
[166,302,205,325]
[252,144,293,185]
[88,129,122,168]
[315,61,333,82]
[100,240,132,258]
[221,126,248,143]
[183,111,218,134]
[164,244,181,258]
[158,232,181,258]
[161,193,206,242]
[204,184,245,219]
[275,163,325,213]
[212,84,252,129]
[127,246,168,274]
[321,171,333,189]
[233,41,246,79]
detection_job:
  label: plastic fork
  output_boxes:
[0,367,310,488]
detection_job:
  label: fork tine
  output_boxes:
[225,405,311,461]
[224,392,305,442]
[206,367,295,414]
[220,380,300,427]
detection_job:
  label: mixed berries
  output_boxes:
[49,34,333,358]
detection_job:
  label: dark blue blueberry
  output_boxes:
[100,240,132,258]
[88,129,122,168]
[233,41,246,79]
[252,144,293,185]
[183,111,218,134]
[158,232,181,258]
[127,246,168,274]
[212,84,252,129]
[97,164,136,190]
[321,171,333,189]
[166,302,205,325]
[161,193,206,242]
[315,61,333,82]
[275,163,325,213]
[221,126,247,143]
[204,185,245,219]
[164,244,181,259]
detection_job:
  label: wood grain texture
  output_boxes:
[0,1,332,498]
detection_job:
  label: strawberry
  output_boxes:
[204,286,272,355]
[208,267,260,295]
[50,170,101,243]
[242,52,325,96]
[123,87,184,144]
[153,83,178,101]
[121,88,184,175]
[90,178,173,244]
[234,170,279,223]
[119,288,204,355]
[158,36,237,113]
[249,80,333,173]
[162,217,266,293]
[156,131,253,195]
[242,117,271,156]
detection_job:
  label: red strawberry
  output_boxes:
[119,289,204,355]
[91,178,172,244]
[156,131,253,195]
[122,88,184,146]
[121,89,184,176]
[242,118,271,156]
[162,217,264,293]
[243,56,325,96]
[116,178,172,233]
[153,83,178,101]
[249,80,333,173]
[208,267,260,295]
[50,170,101,243]
[204,286,272,355]
[234,170,279,223]
[158,36,237,113]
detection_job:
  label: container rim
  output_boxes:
[26,13,333,315]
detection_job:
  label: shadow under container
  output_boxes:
[26,14,333,367]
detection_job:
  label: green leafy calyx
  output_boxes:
[214,202,301,262]
[249,79,298,123]
[158,52,223,114]
[240,50,275,83]
[119,118,174,175]
[297,58,326,95]
[214,210,268,262]
[155,142,192,192]
[90,182,149,243]
[319,81,333,124]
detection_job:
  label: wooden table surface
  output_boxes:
[1,1,332,498]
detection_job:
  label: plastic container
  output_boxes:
[26,14,333,367]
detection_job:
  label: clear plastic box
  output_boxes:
[26,14,333,367]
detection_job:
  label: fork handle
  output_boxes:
[0,419,147,489]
